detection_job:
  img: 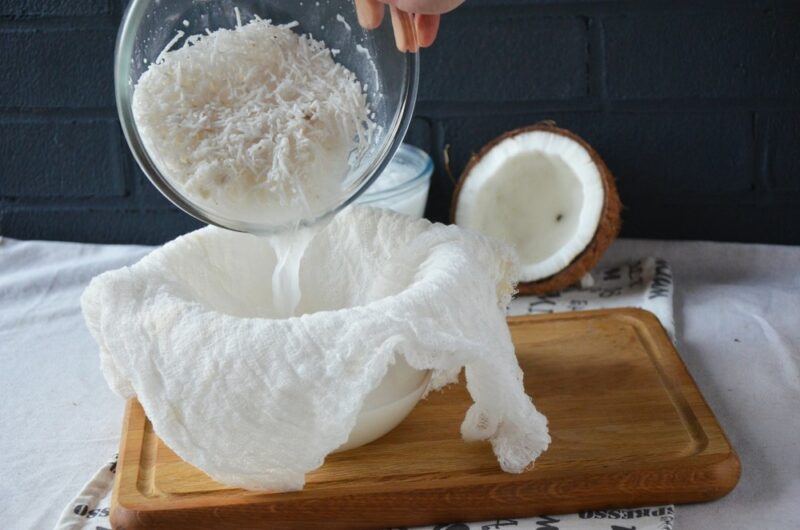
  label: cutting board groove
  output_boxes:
[112,308,739,529]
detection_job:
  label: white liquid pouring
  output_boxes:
[265,216,430,452]
[269,225,320,318]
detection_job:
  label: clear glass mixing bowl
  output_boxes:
[115,0,419,234]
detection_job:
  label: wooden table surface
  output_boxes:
[112,308,739,529]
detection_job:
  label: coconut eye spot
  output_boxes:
[474,151,584,265]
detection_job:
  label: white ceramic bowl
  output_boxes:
[336,356,431,452]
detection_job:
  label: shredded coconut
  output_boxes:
[132,17,374,225]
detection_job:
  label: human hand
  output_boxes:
[354,0,464,52]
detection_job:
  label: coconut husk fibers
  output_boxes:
[450,122,622,296]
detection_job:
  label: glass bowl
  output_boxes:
[115,0,419,234]
[356,143,433,218]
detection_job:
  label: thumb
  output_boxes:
[378,0,464,15]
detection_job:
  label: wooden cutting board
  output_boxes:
[112,308,739,529]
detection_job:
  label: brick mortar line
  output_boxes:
[2,2,797,27]
[0,204,183,215]
[5,191,800,209]
[751,113,762,192]
[5,201,800,211]
[5,0,797,20]
[3,103,796,120]
[587,16,606,102]
[0,17,118,30]
[5,105,798,120]
[753,113,771,192]
[424,119,451,223]
[415,100,800,117]
[0,108,119,119]
[0,194,133,205]
[457,1,800,17]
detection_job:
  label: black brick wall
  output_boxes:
[1,1,799,245]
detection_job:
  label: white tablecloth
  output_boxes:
[0,235,798,530]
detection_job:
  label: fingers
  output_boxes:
[381,0,464,15]
[356,0,449,52]
[354,0,384,29]
[414,14,440,48]
[389,6,419,53]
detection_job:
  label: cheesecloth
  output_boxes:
[81,206,550,491]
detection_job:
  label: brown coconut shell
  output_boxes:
[450,122,622,295]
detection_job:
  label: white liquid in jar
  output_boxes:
[356,145,432,219]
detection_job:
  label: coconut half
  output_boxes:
[451,123,621,295]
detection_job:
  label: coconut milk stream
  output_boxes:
[269,224,320,318]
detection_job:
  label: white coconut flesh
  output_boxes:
[455,130,605,282]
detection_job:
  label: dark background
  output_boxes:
[1,1,799,245]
